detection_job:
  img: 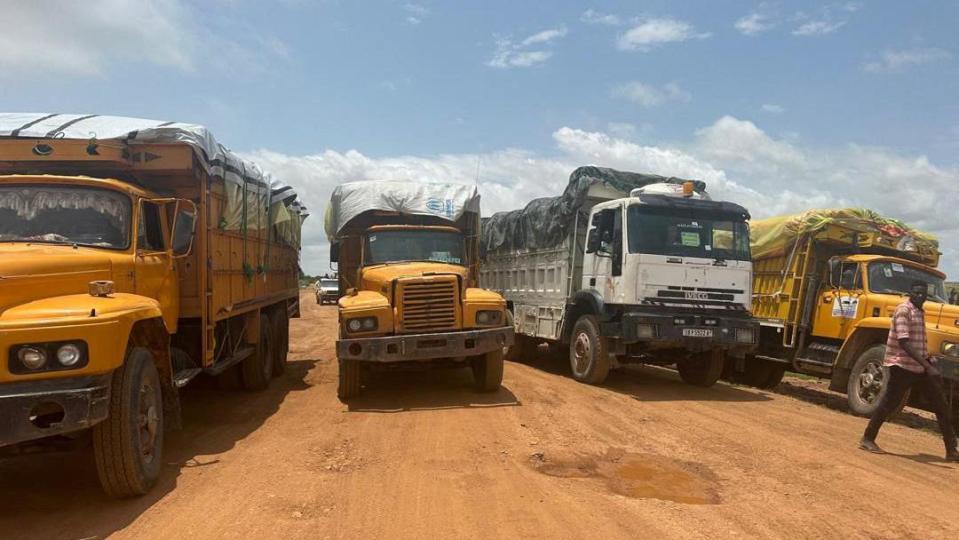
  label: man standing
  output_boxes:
[860,281,959,461]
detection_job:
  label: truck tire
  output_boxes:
[569,315,611,385]
[506,335,536,362]
[847,344,908,417]
[471,350,504,392]
[742,359,787,389]
[92,347,164,498]
[241,313,274,391]
[271,310,289,376]
[338,359,361,400]
[678,350,725,387]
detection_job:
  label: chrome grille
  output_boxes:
[400,279,458,332]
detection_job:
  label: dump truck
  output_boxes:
[0,113,307,497]
[480,166,759,387]
[744,209,959,422]
[327,181,513,399]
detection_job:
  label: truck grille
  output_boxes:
[400,279,459,332]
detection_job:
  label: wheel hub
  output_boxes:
[573,333,591,374]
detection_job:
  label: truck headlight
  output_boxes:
[346,317,378,333]
[57,344,82,366]
[942,342,959,358]
[476,310,502,325]
[18,347,47,370]
[735,328,755,344]
[636,324,657,339]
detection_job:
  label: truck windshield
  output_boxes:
[365,230,465,266]
[627,205,750,261]
[0,185,131,249]
[867,261,947,302]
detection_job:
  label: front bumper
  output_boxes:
[337,327,514,362]
[0,375,111,447]
[616,310,759,352]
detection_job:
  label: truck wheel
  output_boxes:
[506,335,536,362]
[471,350,504,392]
[762,364,787,389]
[742,360,787,389]
[271,310,289,376]
[92,347,164,498]
[847,344,907,417]
[678,350,725,387]
[241,314,274,391]
[338,359,361,400]
[569,315,610,384]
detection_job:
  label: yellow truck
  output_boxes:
[741,209,959,423]
[0,113,306,497]
[327,181,513,399]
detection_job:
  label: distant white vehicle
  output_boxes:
[315,278,339,305]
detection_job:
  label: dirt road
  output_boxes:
[2,291,958,539]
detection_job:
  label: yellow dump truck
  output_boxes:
[0,113,306,496]
[327,181,513,399]
[743,209,959,422]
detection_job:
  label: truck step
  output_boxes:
[203,346,255,376]
[173,367,202,388]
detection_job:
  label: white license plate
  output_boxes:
[682,328,713,338]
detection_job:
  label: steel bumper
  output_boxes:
[617,311,760,352]
[337,327,514,362]
[0,375,111,447]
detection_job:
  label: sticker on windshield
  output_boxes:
[369,235,377,242]
[891,263,904,272]
[680,231,701,247]
[882,267,893,277]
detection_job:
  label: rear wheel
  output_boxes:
[678,350,725,387]
[337,359,362,400]
[271,309,289,376]
[742,359,787,389]
[92,347,164,498]
[241,313,273,391]
[569,315,610,385]
[471,349,504,392]
[847,344,907,416]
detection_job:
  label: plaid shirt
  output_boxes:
[884,300,928,374]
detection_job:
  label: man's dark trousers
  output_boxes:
[864,365,958,451]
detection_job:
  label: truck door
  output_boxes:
[135,200,180,331]
[582,205,624,302]
[812,260,862,339]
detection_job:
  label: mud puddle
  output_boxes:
[530,448,720,505]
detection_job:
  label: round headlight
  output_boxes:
[476,311,490,324]
[362,317,377,330]
[57,344,82,366]
[347,319,363,332]
[942,342,959,358]
[18,347,47,370]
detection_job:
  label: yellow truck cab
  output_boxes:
[0,113,306,497]
[327,181,513,399]
[745,209,959,424]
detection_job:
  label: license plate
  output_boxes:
[682,328,713,338]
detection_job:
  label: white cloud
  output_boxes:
[761,104,785,114]
[792,19,846,36]
[611,81,691,107]
[0,0,290,79]
[487,27,566,69]
[617,18,711,51]
[863,48,952,73]
[735,13,774,36]
[404,3,428,25]
[246,118,959,277]
[581,9,621,26]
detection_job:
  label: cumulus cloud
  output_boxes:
[0,0,289,78]
[617,18,710,51]
[244,117,959,276]
[863,48,952,73]
[611,81,691,107]
[735,13,774,36]
[792,19,846,36]
[487,26,567,68]
[581,9,621,26]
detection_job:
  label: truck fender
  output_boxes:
[561,289,606,344]
[829,318,890,392]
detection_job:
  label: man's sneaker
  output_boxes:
[946,450,959,463]
[859,438,884,454]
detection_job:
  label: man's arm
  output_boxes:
[899,338,940,377]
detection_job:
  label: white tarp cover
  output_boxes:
[0,113,307,246]
[326,180,480,242]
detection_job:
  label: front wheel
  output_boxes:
[677,350,725,387]
[92,347,164,498]
[471,350,504,392]
[569,315,610,384]
[338,359,362,400]
[847,344,905,417]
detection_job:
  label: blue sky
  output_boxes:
[2,1,958,275]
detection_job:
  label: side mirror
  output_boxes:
[586,229,600,254]
[330,242,339,263]
[171,200,197,258]
[828,258,841,288]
